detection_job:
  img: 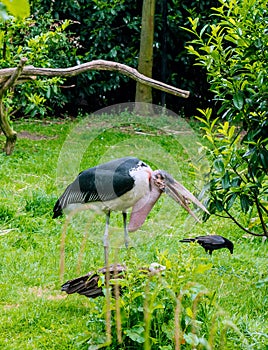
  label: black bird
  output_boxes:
[179,235,234,255]
[53,157,209,264]
[61,264,126,299]
[61,263,166,299]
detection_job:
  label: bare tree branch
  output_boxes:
[0,59,190,98]
[0,59,190,155]
[223,208,265,237]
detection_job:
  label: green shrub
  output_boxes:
[184,0,268,236]
[0,15,77,118]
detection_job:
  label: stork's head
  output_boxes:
[151,170,209,222]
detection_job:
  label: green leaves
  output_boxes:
[125,326,145,343]
[186,0,268,236]
[0,16,73,118]
[1,0,30,18]
[233,91,244,110]
[214,158,225,173]
[240,194,251,213]
[222,171,230,189]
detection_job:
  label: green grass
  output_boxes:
[0,115,267,349]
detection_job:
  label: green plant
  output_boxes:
[0,15,77,118]
[195,108,268,237]
[0,0,30,19]
[184,0,268,236]
[77,260,243,350]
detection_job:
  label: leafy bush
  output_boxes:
[0,15,78,118]
[29,0,221,115]
[77,258,248,349]
[184,0,268,236]
[29,0,143,113]
[1,0,230,117]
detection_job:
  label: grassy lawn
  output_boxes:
[0,114,267,349]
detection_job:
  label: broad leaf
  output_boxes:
[221,171,230,189]
[260,149,268,169]
[194,263,213,274]
[125,326,145,343]
[226,193,238,210]
[1,0,30,18]
[233,92,244,110]
[215,199,224,211]
[231,177,241,187]
[213,158,225,173]
[240,194,250,213]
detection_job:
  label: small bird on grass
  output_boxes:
[179,235,234,255]
[61,263,166,299]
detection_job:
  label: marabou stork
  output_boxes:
[179,235,234,255]
[53,157,209,264]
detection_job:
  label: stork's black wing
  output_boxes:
[53,157,147,218]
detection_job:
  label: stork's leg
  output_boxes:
[122,211,129,248]
[103,211,110,265]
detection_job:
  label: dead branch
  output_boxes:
[0,59,190,98]
[0,58,190,155]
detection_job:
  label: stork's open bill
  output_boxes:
[53,157,209,264]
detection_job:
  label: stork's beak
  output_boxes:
[157,171,210,222]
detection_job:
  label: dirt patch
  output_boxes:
[118,124,192,136]
[19,131,58,141]
[29,286,66,300]
[3,303,20,310]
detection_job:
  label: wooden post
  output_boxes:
[135,0,156,114]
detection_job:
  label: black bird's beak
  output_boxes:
[153,170,210,222]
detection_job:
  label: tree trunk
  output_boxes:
[0,101,17,155]
[0,58,27,155]
[135,0,156,115]
[161,0,167,107]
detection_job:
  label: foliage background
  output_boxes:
[0,0,219,117]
